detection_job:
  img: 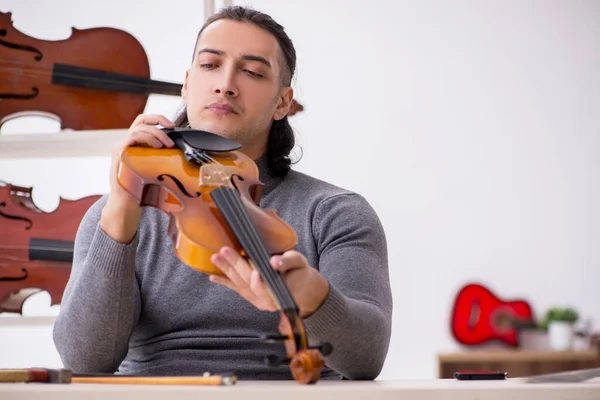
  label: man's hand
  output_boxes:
[209,247,329,318]
[100,114,175,244]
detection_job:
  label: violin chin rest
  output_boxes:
[162,127,242,153]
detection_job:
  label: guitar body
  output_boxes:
[451,283,535,347]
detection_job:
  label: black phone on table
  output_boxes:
[455,371,507,380]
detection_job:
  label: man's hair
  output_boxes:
[173,6,298,177]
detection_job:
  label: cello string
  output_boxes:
[0,256,72,266]
[0,70,173,92]
[0,245,73,252]
[0,64,178,93]
[0,60,176,85]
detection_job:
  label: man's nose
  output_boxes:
[213,86,237,97]
[213,70,238,97]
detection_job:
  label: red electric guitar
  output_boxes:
[450,283,536,347]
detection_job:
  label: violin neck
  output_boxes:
[210,187,298,313]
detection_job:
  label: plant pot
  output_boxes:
[548,321,574,351]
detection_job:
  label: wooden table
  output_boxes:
[2,379,600,400]
[438,350,600,378]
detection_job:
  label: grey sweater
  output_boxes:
[53,158,393,380]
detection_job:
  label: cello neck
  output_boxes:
[210,186,298,313]
[52,63,182,96]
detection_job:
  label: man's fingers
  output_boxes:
[137,125,175,148]
[210,249,279,312]
[219,247,254,286]
[250,270,272,298]
[209,274,235,290]
[271,250,308,273]
[249,270,278,311]
[128,115,176,147]
[133,129,163,148]
[127,126,175,148]
[131,114,175,129]
[209,273,277,312]
[211,251,251,289]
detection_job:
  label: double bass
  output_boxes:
[0,181,100,314]
[116,127,331,384]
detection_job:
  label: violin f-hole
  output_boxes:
[0,267,28,281]
[156,175,201,199]
[0,29,44,61]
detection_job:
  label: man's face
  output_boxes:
[182,19,292,151]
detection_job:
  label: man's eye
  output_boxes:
[244,69,263,78]
[200,63,218,69]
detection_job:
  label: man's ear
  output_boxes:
[182,70,190,104]
[273,87,294,121]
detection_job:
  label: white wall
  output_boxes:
[1,0,599,380]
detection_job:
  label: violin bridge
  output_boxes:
[199,165,234,188]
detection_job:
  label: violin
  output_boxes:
[0,181,100,314]
[116,127,331,384]
[0,11,182,130]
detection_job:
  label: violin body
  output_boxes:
[0,182,100,313]
[117,146,297,275]
[0,11,182,130]
[116,129,330,384]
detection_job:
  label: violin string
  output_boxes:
[222,185,289,309]
[0,64,178,93]
[196,152,293,310]
[194,151,294,310]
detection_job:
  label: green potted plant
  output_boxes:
[539,307,579,351]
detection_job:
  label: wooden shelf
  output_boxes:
[438,349,600,379]
[0,316,57,326]
[438,349,599,363]
[0,129,127,159]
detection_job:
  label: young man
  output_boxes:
[53,6,393,381]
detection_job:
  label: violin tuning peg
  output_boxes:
[260,333,288,343]
[265,355,291,367]
[312,342,333,356]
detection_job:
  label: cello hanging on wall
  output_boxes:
[0,11,183,130]
[0,11,305,131]
[0,180,100,314]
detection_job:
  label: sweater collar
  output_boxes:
[254,156,282,198]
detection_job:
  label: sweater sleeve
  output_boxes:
[53,196,142,373]
[302,193,393,380]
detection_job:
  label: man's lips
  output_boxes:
[207,103,238,115]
